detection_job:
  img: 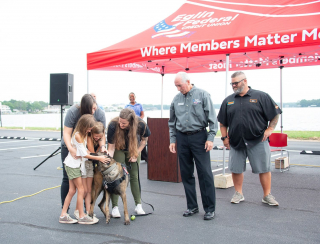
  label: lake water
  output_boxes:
[1,107,319,131]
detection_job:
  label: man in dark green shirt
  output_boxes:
[168,72,218,221]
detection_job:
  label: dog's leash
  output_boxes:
[131,161,154,218]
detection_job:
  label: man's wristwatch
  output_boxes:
[221,136,228,141]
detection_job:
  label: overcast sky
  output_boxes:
[1,0,319,107]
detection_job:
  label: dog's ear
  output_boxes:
[90,153,99,156]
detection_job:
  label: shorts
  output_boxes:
[65,165,81,180]
[82,160,94,178]
[229,140,271,174]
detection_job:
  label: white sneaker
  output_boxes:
[78,215,98,225]
[93,216,99,222]
[59,214,78,224]
[74,210,79,220]
[135,204,145,215]
[111,206,121,218]
[87,211,99,223]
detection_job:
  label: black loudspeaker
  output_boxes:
[50,73,74,105]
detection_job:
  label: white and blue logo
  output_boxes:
[152,20,194,39]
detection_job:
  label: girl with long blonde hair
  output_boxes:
[59,114,108,224]
[73,122,106,221]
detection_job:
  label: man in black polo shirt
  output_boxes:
[218,71,282,206]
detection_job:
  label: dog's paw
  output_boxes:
[106,218,110,224]
[124,220,130,225]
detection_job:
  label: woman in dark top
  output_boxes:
[107,108,151,217]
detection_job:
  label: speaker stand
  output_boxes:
[34,105,64,170]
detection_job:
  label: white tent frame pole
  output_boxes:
[222,54,230,175]
[280,66,283,133]
[280,66,284,157]
[161,74,164,118]
[161,66,165,118]
[87,71,90,94]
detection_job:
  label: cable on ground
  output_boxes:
[0,185,61,205]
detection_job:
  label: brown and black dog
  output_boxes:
[89,154,130,225]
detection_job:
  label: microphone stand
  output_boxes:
[34,105,64,170]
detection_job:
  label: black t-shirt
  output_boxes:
[217,87,282,149]
[107,118,151,151]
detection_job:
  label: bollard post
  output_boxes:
[23,113,25,130]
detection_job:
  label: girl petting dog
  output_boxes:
[73,122,105,220]
[59,114,109,224]
[87,122,105,154]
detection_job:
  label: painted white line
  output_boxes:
[0,144,60,151]
[271,153,282,157]
[212,160,251,173]
[21,154,51,159]
[0,140,35,144]
[212,167,228,172]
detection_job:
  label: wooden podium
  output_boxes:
[147,118,182,183]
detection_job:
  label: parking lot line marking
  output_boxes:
[0,140,35,144]
[212,167,228,173]
[289,163,320,167]
[21,154,51,159]
[271,153,282,157]
[0,144,60,151]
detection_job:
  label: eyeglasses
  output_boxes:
[230,78,245,86]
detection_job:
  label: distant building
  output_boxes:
[0,105,12,114]
[13,109,23,114]
[43,105,61,113]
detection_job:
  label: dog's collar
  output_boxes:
[101,163,117,175]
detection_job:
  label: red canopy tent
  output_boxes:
[87,0,320,122]
[87,0,320,74]
[87,0,320,175]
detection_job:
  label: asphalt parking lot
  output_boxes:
[0,129,320,244]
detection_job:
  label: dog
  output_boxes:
[89,153,130,225]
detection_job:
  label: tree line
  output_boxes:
[1,99,48,112]
[2,98,318,113]
[298,99,320,107]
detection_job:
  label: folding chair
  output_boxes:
[269,133,290,172]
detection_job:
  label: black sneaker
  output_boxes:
[183,208,199,217]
